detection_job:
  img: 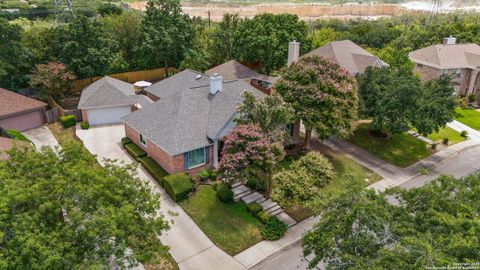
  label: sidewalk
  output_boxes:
[447,120,480,142]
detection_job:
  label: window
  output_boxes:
[139,134,147,146]
[455,69,461,78]
[188,148,205,168]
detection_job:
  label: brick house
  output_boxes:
[123,71,264,175]
[409,37,480,100]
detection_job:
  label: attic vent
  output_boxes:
[196,74,202,80]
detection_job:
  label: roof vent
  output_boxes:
[196,74,202,80]
[209,73,223,95]
[443,36,456,45]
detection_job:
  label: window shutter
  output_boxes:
[184,152,189,170]
[205,146,210,164]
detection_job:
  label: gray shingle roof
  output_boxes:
[144,69,210,99]
[130,95,153,109]
[205,60,278,84]
[78,76,136,109]
[123,79,264,156]
[302,40,388,74]
[409,43,480,69]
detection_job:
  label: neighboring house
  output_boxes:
[289,40,388,75]
[78,76,152,126]
[409,37,480,98]
[124,72,264,174]
[205,60,279,94]
[0,88,47,132]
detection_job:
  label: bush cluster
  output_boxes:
[216,183,233,203]
[256,211,271,223]
[163,173,193,202]
[124,143,147,161]
[121,137,133,146]
[60,115,76,128]
[246,178,265,192]
[260,216,287,240]
[461,130,468,137]
[247,202,263,215]
[80,121,89,130]
[140,156,168,185]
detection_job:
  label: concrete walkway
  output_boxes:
[447,120,480,142]
[75,124,244,270]
[22,126,60,150]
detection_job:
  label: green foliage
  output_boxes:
[246,178,265,193]
[272,152,336,210]
[163,173,193,202]
[124,143,147,161]
[80,121,89,130]
[236,13,310,74]
[6,129,30,142]
[29,62,76,101]
[210,13,241,64]
[59,115,76,128]
[138,0,195,70]
[0,142,169,268]
[97,3,123,16]
[247,202,263,215]
[216,183,234,203]
[358,67,456,136]
[442,137,449,145]
[303,174,480,269]
[461,130,468,137]
[121,137,133,146]
[276,55,359,148]
[468,93,477,103]
[311,27,339,48]
[139,156,169,185]
[255,210,270,223]
[260,216,287,240]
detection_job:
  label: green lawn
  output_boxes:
[347,123,431,167]
[275,144,382,222]
[179,185,263,255]
[455,108,480,130]
[427,127,466,145]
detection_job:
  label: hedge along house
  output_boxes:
[78,76,153,126]
[123,71,264,174]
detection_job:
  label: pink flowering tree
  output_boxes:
[275,55,359,150]
[219,124,285,197]
[29,62,76,101]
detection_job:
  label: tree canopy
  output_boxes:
[29,62,76,101]
[276,55,359,149]
[358,66,456,135]
[303,173,480,269]
[0,143,169,269]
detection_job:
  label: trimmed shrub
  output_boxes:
[247,202,263,215]
[60,115,76,128]
[216,183,233,203]
[256,211,270,224]
[80,121,89,130]
[162,173,193,202]
[260,216,287,240]
[468,93,476,103]
[442,137,449,145]
[198,169,210,181]
[461,130,468,137]
[139,156,168,185]
[124,143,147,160]
[121,137,133,146]
[6,129,31,142]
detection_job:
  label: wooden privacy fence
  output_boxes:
[47,96,82,122]
[44,107,60,123]
[73,67,177,92]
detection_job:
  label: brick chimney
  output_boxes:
[288,40,300,65]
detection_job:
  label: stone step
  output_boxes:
[242,192,264,204]
[232,185,249,195]
[254,196,267,204]
[231,182,242,188]
[234,190,252,202]
[260,199,277,211]
[276,212,297,228]
[265,204,282,215]
[268,207,284,216]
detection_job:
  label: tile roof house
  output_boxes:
[205,60,279,95]
[0,88,47,131]
[78,76,152,126]
[409,37,480,98]
[125,71,265,174]
[298,40,388,75]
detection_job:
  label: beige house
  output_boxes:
[409,37,480,99]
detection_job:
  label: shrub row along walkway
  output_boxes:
[231,182,297,228]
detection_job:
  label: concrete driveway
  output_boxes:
[22,126,60,150]
[75,124,244,270]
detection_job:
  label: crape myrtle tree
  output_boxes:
[272,152,335,211]
[0,143,169,269]
[358,66,456,136]
[29,62,76,102]
[275,55,359,150]
[138,0,195,73]
[303,174,480,269]
[219,124,285,197]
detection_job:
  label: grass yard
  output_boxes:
[347,123,431,167]
[427,127,466,145]
[455,108,480,130]
[275,143,382,222]
[179,185,263,255]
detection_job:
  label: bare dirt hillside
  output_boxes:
[129,2,425,21]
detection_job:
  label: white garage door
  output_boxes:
[87,106,131,126]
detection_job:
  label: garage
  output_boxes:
[86,106,132,126]
[0,88,46,132]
